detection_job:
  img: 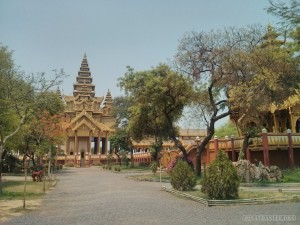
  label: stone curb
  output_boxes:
[162,186,300,207]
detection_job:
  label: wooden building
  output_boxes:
[62,54,115,167]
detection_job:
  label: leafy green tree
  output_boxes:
[111,96,135,166]
[0,45,66,194]
[111,96,132,127]
[201,151,240,200]
[109,129,132,166]
[119,64,195,162]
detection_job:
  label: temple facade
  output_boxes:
[63,54,115,167]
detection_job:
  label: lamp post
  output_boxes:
[23,158,28,209]
[195,136,201,176]
[157,152,162,189]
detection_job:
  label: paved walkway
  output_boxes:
[2,167,299,225]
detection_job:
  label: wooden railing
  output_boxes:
[44,131,300,168]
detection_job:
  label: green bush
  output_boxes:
[114,166,121,172]
[92,162,102,166]
[170,160,197,191]
[65,162,75,167]
[149,162,158,174]
[201,151,240,200]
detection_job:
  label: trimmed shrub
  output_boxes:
[201,151,240,200]
[170,160,197,191]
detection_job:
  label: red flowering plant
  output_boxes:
[166,160,177,174]
[166,156,194,174]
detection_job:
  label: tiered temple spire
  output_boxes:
[73,54,95,98]
[103,89,112,106]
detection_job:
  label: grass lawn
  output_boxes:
[120,166,152,173]
[281,168,300,183]
[1,180,47,200]
[127,173,171,182]
[0,179,46,222]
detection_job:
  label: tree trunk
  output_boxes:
[196,132,214,176]
[115,152,121,166]
[130,147,134,168]
[0,159,3,195]
[23,160,28,209]
[0,145,7,195]
[240,134,251,160]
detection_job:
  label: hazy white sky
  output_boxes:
[0,0,276,99]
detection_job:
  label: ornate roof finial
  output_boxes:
[84,52,87,59]
[104,89,112,106]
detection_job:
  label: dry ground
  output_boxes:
[0,199,42,223]
[0,175,45,223]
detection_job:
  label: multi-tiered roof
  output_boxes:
[64,54,115,131]
[73,53,96,99]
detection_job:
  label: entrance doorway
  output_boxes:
[296,118,300,133]
[80,151,85,167]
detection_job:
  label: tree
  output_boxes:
[119,64,195,162]
[267,0,300,59]
[111,96,132,127]
[111,96,135,166]
[175,26,266,176]
[228,25,300,155]
[109,129,131,166]
[15,91,66,167]
[0,45,66,194]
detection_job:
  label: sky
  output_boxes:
[0,0,277,127]
[0,0,277,95]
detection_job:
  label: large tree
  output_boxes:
[176,24,300,175]
[175,26,267,176]
[228,25,300,155]
[0,45,66,194]
[119,64,195,162]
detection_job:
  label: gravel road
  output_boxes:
[1,167,299,225]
